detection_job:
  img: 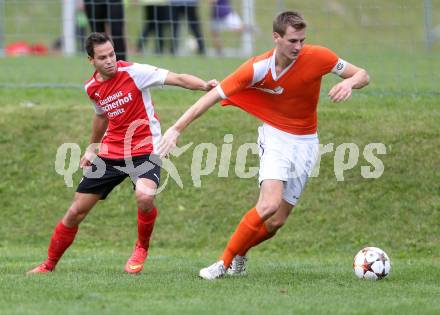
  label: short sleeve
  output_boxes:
[217,58,254,99]
[84,82,105,115]
[313,46,339,75]
[126,63,169,90]
[90,99,104,115]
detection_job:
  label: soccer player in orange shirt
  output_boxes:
[158,11,370,280]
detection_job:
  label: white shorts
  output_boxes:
[258,124,319,206]
[211,12,243,32]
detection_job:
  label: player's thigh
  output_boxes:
[132,156,160,208]
[72,192,100,210]
[258,125,292,184]
[256,179,285,219]
[131,155,160,193]
[77,157,127,200]
[282,141,319,205]
[65,193,101,220]
[135,178,158,210]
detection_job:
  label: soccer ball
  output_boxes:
[353,247,391,280]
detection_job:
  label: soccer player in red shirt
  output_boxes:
[158,11,370,280]
[27,32,217,274]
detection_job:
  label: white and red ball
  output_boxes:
[353,247,391,280]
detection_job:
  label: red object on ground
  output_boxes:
[5,41,31,56]
[30,43,49,55]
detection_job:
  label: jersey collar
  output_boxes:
[271,49,297,81]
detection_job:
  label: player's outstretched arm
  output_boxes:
[328,63,370,103]
[80,113,108,168]
[164,71,218,91]
[157,88,222,157]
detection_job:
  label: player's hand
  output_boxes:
[204,79,219,91]
[157,126,181,158]
[328,80,353,102]
[79,150,95,168]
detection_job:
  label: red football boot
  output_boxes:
[124,241,148,274]
[27,263,53,275]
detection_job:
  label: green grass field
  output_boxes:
[0,77,439,314]
[1,0,440,314]
[1,247,439,315]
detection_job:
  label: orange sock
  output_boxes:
[238,223,276,256]
[221,208,263,268]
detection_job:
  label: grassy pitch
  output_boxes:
[0,78,439,314]
[1,0,439,313]
[1,247,440,315]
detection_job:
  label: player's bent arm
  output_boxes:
[80,114,108,168]
[339,62,370,89]
[89,113,108,146]
[164,71,217,91]
[328,63,370,102]
[157,89,222,157]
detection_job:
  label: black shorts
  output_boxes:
[76,154,161,200]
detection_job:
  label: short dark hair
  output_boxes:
[85,32,114,57]
[273,11,307,37]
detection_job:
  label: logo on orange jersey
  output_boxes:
[336,62,344,71]
[252,86,284,95]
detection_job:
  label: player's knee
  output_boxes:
[256,200,281,218]
[267,218,286,231]
[67,204,88,222]
[136,192,155,211]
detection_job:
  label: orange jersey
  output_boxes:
[217,45,340,135]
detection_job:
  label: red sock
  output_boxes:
[45,222,78,270]
[221,208,263,268]
[238,223,276,256]
[137,208,158,250]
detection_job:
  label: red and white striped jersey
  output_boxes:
[84,60,168,159]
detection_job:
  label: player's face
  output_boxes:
[274,26,306,61]
[89,41,117,79]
